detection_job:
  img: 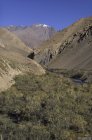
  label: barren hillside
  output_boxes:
[0,28,45,91]
[34,17,92,71]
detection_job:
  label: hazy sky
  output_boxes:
[0,0,92,29]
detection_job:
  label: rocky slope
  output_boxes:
[7,24,56,48]
[0,28,45,91]
[34,17,92,70]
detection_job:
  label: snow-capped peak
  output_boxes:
[35,24,49,28]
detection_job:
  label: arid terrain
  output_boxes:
[0,17,92,140]
[0,28,45,91]
[35,17,92,71]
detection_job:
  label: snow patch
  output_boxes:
[35,24,49,28]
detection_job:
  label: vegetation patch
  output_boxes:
[0,72,92,139]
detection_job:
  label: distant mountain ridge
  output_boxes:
[7,24,56,48]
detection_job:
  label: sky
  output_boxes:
[0,0,92,30]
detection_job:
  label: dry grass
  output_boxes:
[0,72,92,139]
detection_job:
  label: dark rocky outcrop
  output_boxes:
[28,52,35,59]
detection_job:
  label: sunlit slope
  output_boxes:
[0,28,45,91]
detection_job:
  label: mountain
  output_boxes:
[7,24,56,48]
[1,19,92,139]
[35,17,92,70]
[0,28,45,91]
